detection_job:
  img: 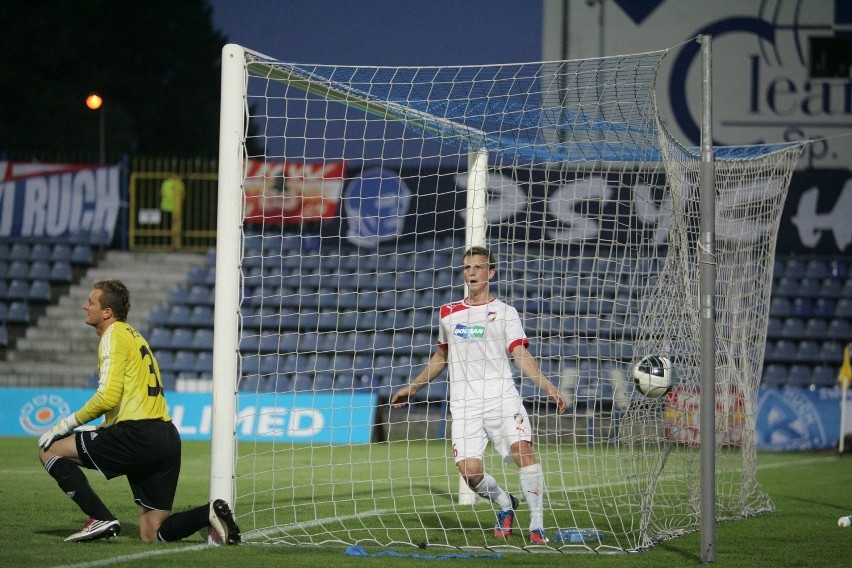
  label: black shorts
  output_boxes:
[76,419,181,512]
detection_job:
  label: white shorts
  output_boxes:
[451,404,533,464]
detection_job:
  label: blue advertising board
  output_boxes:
[3,388,376,444]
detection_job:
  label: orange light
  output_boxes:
[86,94,103,110]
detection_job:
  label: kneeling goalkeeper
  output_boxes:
[37,279,240,544]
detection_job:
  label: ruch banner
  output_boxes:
[0,162,120,241]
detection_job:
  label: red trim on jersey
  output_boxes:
[508,338,529,353]
[440,301,470,318]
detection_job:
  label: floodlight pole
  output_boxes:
[698,34,717,564]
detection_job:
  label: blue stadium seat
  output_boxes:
[6,301,29,324]
[780,318,805,338]
[50,244,72,262]
[828,259,848,280]
[819,278,843,298]
[803,318,827,339]
[48,261,72,283]
[787,364,812,386]
[804,259,829,280]
[188,285,213,306]
[0,242,10,260]
[5,279,29,301]
[774,277,798,297]
[191,329,214,350]
[771,340,798,361]
[812,298,836,318]
[171,328,194,350]
[7,260,29,280]
[147,328,172,351]
[188,305,214,327]
[28,279,51,303]
[155,350,176,373]
[314,372,335,391]
[194,351,213,375]
[810,365,837,386]
[9,243,29,261]
[828,319,850,338]
[835,298,852,318]
[769,297,792,318]
[167,285,191,305]
[70,244,93,265]
[784,258,806,279]
[30,243,51,262]
[820,341,845,363]
[26,260,51,280]
[790,297,813,318]
[766,318,783,339]
[172,351,197,374]
[0,324,7,348]
[762,364,787,386]
[186,266,208,286]
[241,354,261,376]
[794,340,821,362]
[271,374,294,393]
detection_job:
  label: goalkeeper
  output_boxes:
[37,279,240,545]
[391,246,567,545]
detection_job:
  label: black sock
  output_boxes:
[157,504,209,542]
[45,456,115,521]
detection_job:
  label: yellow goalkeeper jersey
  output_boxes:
[75,321,170,427]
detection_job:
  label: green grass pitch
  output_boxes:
[3,436,849,567]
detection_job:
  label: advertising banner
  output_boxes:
[0,163,120,241]
[3,388,376,444]
[244,160,345,224]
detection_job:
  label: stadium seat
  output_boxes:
[48,261,72,283]
[774,277,798,297]
[803,318,827,339]
[50,244,72,262]
[0,242,9,260]
[780,318,805,338]
[766,317,783,339]
[191,329,214,350]
[28,260,52,280]
[70,244,93,265]
[771,340,798,362]
[188,305,214,327]
[7,260,29,280]
[147,327,172,351]
[194,351,213,375]
[187,285,213,306]
[171,351,197,374]
[5,279,29,301]
[9,243,29,261]
[170,328,194,350]
[271,374,294,393]
[762,364,787,386]
[797,278,821,298]
[769,297,792,318]
[784,258,806,279]
[827,319,850,338]
[148,305,170,328]
[820,341,845,363]
[6,301,29,324]
[790,297,813,318]
[28,279,51,302]
[30,243,51,262]
[804,259,829,280]
[810,365,837,386]
[819,278,843,298]
[834,297,852,318]
[828,259,849,279]
[786,364,812,386]
[155,350,176,373]
[812,298,835,318]
[794,340,821,363]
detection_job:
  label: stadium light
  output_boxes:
[85,93,105,164]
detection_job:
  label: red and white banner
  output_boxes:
[244,160,344,224]
[664,386,745,447]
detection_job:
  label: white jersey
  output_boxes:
[437,297,528,418]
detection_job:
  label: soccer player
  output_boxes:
[37,279,241,544]
[390,246,567,544]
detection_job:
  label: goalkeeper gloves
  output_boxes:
[38,414,81,450]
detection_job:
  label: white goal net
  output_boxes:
[212,42,805,552]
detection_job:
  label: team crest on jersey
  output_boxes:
[487,311,497,322]
[19,393,71,435]
[453,323,486,340]
[514,413,525,425]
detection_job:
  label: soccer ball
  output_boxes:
[632,355,673,398]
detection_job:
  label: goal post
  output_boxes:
[211,41,807,553]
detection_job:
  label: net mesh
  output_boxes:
[218,44,805,552]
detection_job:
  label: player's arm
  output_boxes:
[390,346,448,407]
[511,343,568,414]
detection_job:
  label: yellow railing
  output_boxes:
[128,157,219,251]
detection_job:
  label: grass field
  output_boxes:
[2,436,849,567]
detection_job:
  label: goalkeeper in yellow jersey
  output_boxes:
[37,279,240,544]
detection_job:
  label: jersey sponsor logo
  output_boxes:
[453,323,485,340]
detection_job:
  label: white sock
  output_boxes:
[474,474,513,511]
[519,463,545,530]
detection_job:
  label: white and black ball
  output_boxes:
[632,355,673,398]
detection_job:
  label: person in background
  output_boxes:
[37,279,240,544]
[391,246,567,545]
